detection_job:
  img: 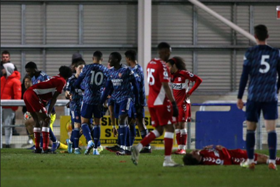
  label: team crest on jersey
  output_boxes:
[118,73,122,78]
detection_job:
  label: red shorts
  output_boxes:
[23,89,47,113]
[185,103,191,122]
[229,149,258,165]
[149,104,176,127]
[176,103,191,123]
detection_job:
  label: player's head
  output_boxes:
[25,61,38,77]
[124,50,137,66]
[93,51,103,64]
[23,75,32,89]
[1,50,10,63]
[74,59,85,76]
[109,52,122,67]
[71,57,84,73]
[71,53,83,72]
[59,66,73,80]
[157,42,171,62]
[167,57,187,74]
[183,150,203,165]
[254,24,269,42]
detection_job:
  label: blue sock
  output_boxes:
[246,130,255,159]
[73,128,80,149]
[141,129,150,147]
[49,128,57,142]
[90,127,94,140]
[93,126,100,149]
[70,130,74,143]
[40,136,43,147]
[81,123,92,142]
[268,131,277,160]
[126,126,131,147]
[130,124,136,146]
[118,125,127,147]
[117,128,120,145]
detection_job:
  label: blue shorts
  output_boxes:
[128,102,145,118]
[114,98,132,118]
[107,98,115,106]
[81,103,103,119]
[70,110,81,123]
[246,100,278,122]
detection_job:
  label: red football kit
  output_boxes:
[146,58,175,127]
[171,70,202,122]
[199,148,258,165]
[23,75,66,113]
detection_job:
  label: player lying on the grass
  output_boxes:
[23,66,72,153]
[183,145,280,166]
[166,57,202,155]
[24,62,68,152]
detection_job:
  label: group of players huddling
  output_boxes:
[23,24,279,168]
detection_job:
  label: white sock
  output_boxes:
[164,156,171,161]
[248,159,254,164]
[136,143,143,152]
[269,159,276,165]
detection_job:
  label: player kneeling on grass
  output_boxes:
[23,66,72,153]
[183,145,280,166]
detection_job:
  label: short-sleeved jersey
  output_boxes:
[199,148,232,165]
[31,71,50,85]
[244,45,280,102]
[66,75,83,111]
[29,75,66,104]
[147,58,171,107]
[75,63,109,105]
[171,70,199,105]
[107,64,136,103]
[129,64,146,106]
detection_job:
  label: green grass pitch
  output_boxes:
[1,149,280,187]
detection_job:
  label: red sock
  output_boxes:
[276,157,280,165]
[181,134,187,146]
[42,128,50,151]
[33,127,41,150]
[34,132,41,150]
[175,130,181,147]
[140,131,157,147]
[164,132,174,156]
